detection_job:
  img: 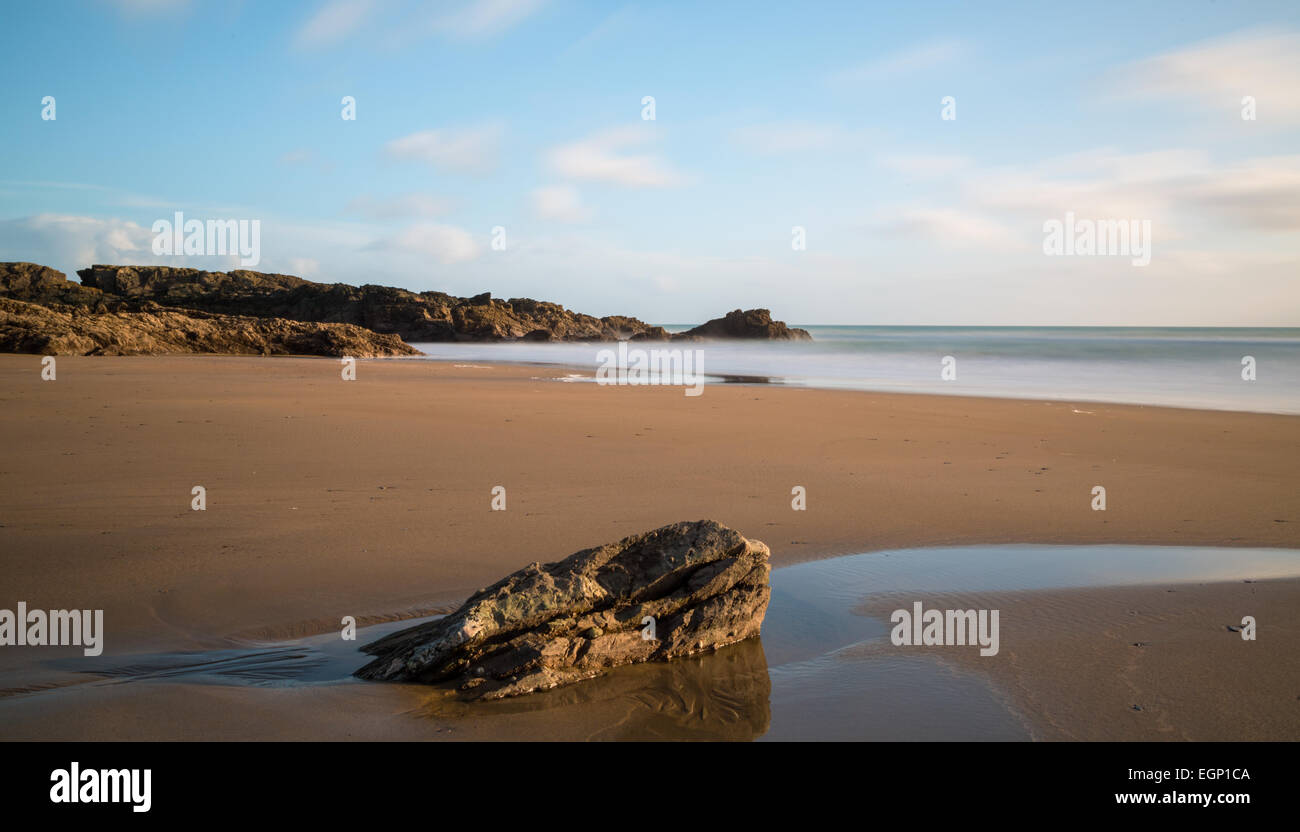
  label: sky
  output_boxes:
[1,0,1298,326]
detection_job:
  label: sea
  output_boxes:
[408,326,1300,415]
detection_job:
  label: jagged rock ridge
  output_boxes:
[75,264,673,343]
[1,262,813,353]
[0,297,419,357]
[0,264,417,357]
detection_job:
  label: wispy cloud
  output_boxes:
[369,222,480,264]
[293,0,544,49]
[876,208,1024,251]
[531,185,590,222]
[431,0,546,38]
[546,127,686,188]
[385,125,501,174]
[967,148,1300,233]
[1111,27,1300,124]
[294,0,378,49]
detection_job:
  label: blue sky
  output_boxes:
[2,0,1298,325]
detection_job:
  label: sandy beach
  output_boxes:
[1,354,1297,740]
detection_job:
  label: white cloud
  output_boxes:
[371,222,480,264]
[967,148,1300,234]
[1113,28,1300,124]
[532,185,590,222]
[385,125,500,174]
[1178,155,1300,230]
[878,208,1024,251]
[546,127,686,188]
[294,0,378,49]
[293,0,543,49]
[433,0,545,38]
[0,214,151,274]
[346,193,453,219]
[286,257,321,277]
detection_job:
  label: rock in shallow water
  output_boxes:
[355,520,771,700]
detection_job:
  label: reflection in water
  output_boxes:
[415,638,772,741]
[8,544,1294,739]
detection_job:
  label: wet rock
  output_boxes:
[356,520,772,700]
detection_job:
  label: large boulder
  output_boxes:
[356,520,771,700]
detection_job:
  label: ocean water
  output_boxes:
[408,326,1300,414]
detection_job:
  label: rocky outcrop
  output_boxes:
[0,297,420,357]
[675,308,812,341]
[0,262,112,309]
[3,262,812,349]
[356,520,771,700]
[75,265,673,343]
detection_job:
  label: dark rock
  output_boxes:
[0,297,419,357]
[356,520,771,699]
[69,265,811,343]
[5,262,813,348]
[73,265,672,343]
[672,308,812,341]
[0,262,111,309]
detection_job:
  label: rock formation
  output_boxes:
[675,308,812,341]
[0,262,111,309]
[1,262,813,353]
[356,520,772,700]
[0,263,419,357]
[71,265,811,343]
[0,297,419,357]
[75,264,673,342]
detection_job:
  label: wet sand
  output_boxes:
[896,578,1300,741]
[0,354,1297,740]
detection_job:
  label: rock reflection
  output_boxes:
[416,637,772,741]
